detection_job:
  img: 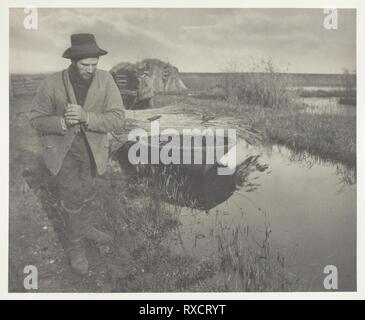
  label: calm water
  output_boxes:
[298,97,356,117]
[173,140,356,291]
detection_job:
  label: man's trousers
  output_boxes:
[54,132,97,243]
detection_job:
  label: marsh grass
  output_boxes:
[213,218,303,291]
[222,58,293,109]
[178,58,356,169]
[258,111,356,168]
[175,83,356,170]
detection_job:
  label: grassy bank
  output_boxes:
[254,107,356,168]
[177,60,356,169]
[176,96,356,169]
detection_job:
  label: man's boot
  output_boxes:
[66,238,89,275]
[81,199,113,245]
[62,202,89,275]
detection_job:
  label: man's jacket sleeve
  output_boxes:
[29,78,66,135]
[87,73,125,133]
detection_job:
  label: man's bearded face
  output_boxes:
[75,57,99,80]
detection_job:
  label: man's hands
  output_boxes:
[64,104,88,126]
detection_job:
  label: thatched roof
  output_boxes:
[110,62,135,74]
[110,58,187,92]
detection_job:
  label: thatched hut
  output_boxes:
[110,58,187,94]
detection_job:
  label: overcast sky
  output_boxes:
[9,8,356,74]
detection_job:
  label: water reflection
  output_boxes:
[281,145,356,186]
[116,136,355,214]
[174,140,356,291]
[239,141,356,187]
[116,160,237,211]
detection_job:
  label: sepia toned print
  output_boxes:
[9,8,356,292]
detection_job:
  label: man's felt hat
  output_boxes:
[62,33,108,60]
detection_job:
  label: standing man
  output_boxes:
[30,33,125,274]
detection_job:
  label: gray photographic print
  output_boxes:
[8,6,356,293]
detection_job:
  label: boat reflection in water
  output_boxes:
[115,133,238,211]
